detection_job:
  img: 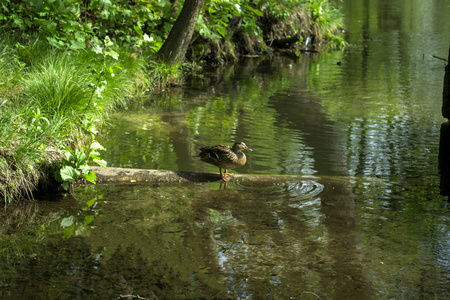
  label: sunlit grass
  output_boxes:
[147,58,184,91]
[0,28,189,203]
[22,54,92,116]
[0,33,171,203]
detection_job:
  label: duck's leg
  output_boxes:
[221,169,233,182]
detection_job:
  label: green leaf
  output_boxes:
[84,215,95,227]
[105,50,119,60]
[215,25,227,37]
[60,165,80,182]
[93,158,107,168]
[63,225,75,238]
[63,150,76,162]
[92,45,103,54]
[246,6,263,17]
[104,36,114,47]
[61,216,75,228]
[69,39,86,50]
[54,169,63,183]
[133,25,143,36]
[84,171,97,184]
[47,37,65,49]
[75,149,87,166]
[84,197,97,209]
[63,181,70,190]
[79,164,91,174]
[90,141,105,151]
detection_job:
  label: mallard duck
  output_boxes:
[199,142,252,181]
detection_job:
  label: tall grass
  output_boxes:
[0,34,155,203]
[147,58,185,91]
[0,105,43,203]
[22,54,93,116]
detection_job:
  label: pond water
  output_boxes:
[2,0,450,299]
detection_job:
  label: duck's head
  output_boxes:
[232,142,252,152]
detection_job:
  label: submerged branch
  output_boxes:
[432,55,448,62]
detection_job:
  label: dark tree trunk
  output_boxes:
[158,0,204,64]
[443,45,450,119]
[439,46,450,198]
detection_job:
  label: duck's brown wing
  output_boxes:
[199,145,235,163]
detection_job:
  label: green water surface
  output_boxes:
[1,0,450,299]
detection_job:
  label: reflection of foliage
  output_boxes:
[353,180,448,298]
[99,57,318,175]
[60,196,102,238]
[186,96,242,144]
[184,58,317,175]
[1,180,448,298]
[99,112,178,170]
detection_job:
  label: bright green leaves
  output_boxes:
[0,0,171,52]
[198,0,264,41]
[86,36,121,111]
[308,0,343,34]
[55,140,107,190]
[1,0,343,57]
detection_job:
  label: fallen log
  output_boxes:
[90,166,382,186]
[90,166,312,184]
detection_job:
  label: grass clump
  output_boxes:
[0,34,156,204]
[22,55,92,116]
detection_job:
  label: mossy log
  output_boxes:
[90,166,378,186]
[90,166,311,184]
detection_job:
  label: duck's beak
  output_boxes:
[246,147,253,152]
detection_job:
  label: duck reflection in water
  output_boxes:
[199,142,252,182]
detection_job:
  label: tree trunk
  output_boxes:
[443,46,450,119]
[158,0,204,64]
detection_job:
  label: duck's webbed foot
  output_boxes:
[220,169,233,182]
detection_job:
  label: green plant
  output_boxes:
[54,139,107,190]
[309,0,343,33]
[147,59,184,90]
[198,0,264,41]
[86,36,121,111]
[327,32,347,49]
[0,0,172,51]
[22,52,92,117]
